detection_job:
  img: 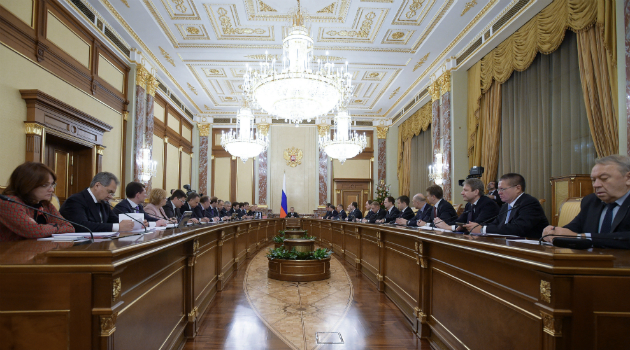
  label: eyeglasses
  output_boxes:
[497,185,517,192]
[40,183,57,190]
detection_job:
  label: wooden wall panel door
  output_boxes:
[44,135,94,203]
[334,179,371,208]
[53,149,70,201]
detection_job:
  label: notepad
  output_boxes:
[119,213,145,230]
[51,232,120,238]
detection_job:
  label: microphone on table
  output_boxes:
[539,234,629,250]
[0,194,94,244]
[111,206,148,233]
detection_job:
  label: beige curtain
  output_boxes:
[498,31,596,218]
[410,125,433,197]
[479,81,502,187]
[397,102,432,195]
[467,62,483,167]
[577,25,618,157]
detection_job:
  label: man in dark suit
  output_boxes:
[60,172,134,232]
[323,203,338,219]
[335,204,347,220]
[220,201,234,220]
[347,202,363,221]
[424,185,458,225]
[362,200,374,223]
[163,190,186,221]
[465,173,548,238]
[367,201,387,223]
[486,181,504,207]
[435,178,499,232]
[204,197,220,221]
[180,193,202,223]
[397,193,432,227]
[287,207,299,218]
[395,196,415,222]
[542,155,630,249]
[196,196,213,223]
[377,196,400,223]
[113,182,167,227]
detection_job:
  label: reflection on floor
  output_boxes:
[244,247,353,350]
[183,244,430,350]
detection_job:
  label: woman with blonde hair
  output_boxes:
[144,188,175,223]
[0,162,75,241]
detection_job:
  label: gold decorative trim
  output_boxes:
[258,0,277,12]
[100,312,118,337]
[135,64,148,87]
[123,111,129,121]
[146,74,159,96]
[218,273,224,280]
[317,124,331,137]
[541,311,562,337]
[389,87,400,99]
[413,52,430,72]
[164,136,169,143]
[218,240,223,246]
[187,82,198,95]
[95,145,105,156]
[461,0,478,16]
[187,306,198,322]
[354,258,361,264]
[376,273,384,281]
[198,124,210,137]
[283,147,303,167]
[438,72,451,95]
[193,239,200,252]
[317,3,336,14]
[24,123,44,136]
[120,0,130,8]
[540,280,551,303]
[375,126,388,139]
[159,47,176,68]
[257,123,270,136]
[406,0,424,18]
[187,256,197,267]
[428,80,441,101]
[112,277,121,302]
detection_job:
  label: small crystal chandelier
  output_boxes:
[139,148,157,184]
[221,103,269,163]
[242,1,353,126]
[428,153,444,185]
[319,109,367,164]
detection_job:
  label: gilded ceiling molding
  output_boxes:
[406,0,424,18]
[258,0,277,12]
[243,0,351,23]
[120,0,130,8]
[218,8,264,35]
[146,74,159,96]
[257,123,270,136]
[413,52,430,72]
[188,83,198,95]
[326,12,375,38]
[461,0,478,16]
[172,0,187,13]
[24,123,44,136]
[389,87,400,99]
[317,3,336,14]
[159,47,175,66]
[392,0,435,26]
[384,0,499,119]
[410,0,454,52]
[198,123,210,137]
[317,124,331,137]
[375,126,388,139]
[157,0,201,20]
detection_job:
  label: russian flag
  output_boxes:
[280,173,287,218]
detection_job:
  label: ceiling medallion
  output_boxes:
[221,102,269,162]
[186,27,200,35]
[413,52,430,72]
[284,147,304,167]
[389,87,400,99]
[319,109,367,164]
[242,0,353,126]
[391,31,404,39]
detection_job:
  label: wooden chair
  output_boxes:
[539,198,546,205]
[557,198,583,227]
[454,204,464,216]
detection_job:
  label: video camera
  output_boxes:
[458,166,484,186]
[183,184,199,196]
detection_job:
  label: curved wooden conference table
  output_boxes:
[1,218,629,349]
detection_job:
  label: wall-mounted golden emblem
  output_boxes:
[284,147,303,167]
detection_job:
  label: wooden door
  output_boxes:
[44,135,93,204]
[333,179,371,209]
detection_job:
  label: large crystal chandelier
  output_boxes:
[221,104,269,162]
[139,148,157,184]
[242,1,353,125]
[319,109,367,164]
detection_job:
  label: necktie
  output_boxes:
[96,202,104,223]
[434,206,438,219]
[600,202,618,234]
[134,206,140,213]
[505,205,512,224]
[467,204,474,223]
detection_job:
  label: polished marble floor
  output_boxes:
[244,248,353,350]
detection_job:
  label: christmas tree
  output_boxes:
[375,180,391,206]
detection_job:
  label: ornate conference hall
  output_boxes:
[1,0,629,349]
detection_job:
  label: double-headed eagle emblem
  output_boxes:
[283,147,303,167]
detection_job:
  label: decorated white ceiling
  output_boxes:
[71,0,551,124]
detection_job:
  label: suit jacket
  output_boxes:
[113,199,158,222]
[335,210,347,220]
[163,200,181,220]
[428,200,458,225]
[485,193,548,238]
[384,207,400,223]
[488,190,504,207]
[287,212,299,218]
[368,209,387,223]
[398,207,415,220]
[204,207,219,219]
[408,204,433,227]
[144,203,170,220]
[324,210,338,219]
[348,208,363,221]
[60,188,119,232]
[564,193,630,249]
[456,196,500,225]
[364,210,375,221]
[181,202,204,219]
